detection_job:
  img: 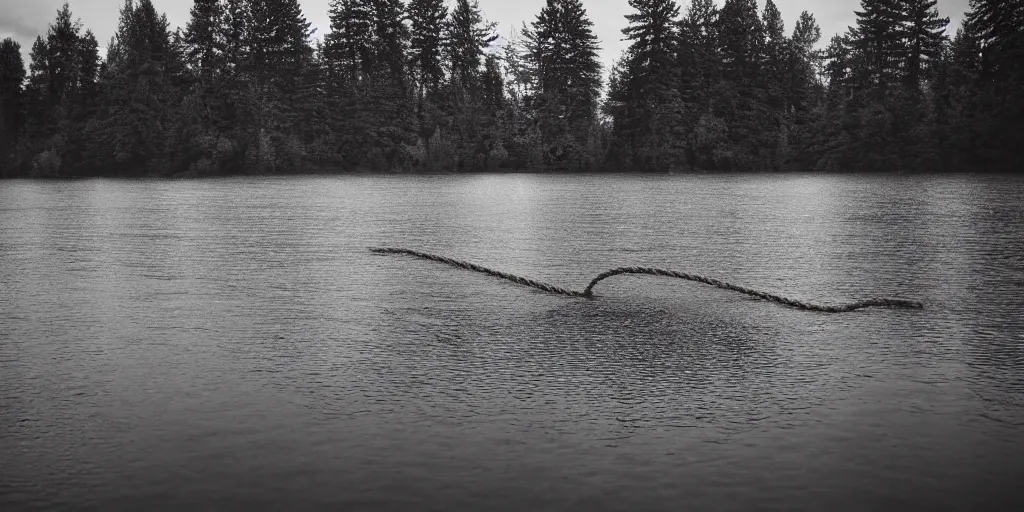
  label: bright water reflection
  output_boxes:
[1,174,1023,511]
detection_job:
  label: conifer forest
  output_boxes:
[0,0,1021,177]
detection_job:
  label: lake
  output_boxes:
[2,174,1023,511]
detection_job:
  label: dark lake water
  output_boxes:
[2,174,1023,511]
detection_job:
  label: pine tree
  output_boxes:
[432,0,499,171]
[761,0,787,107]
[675,0,720,169]
[621,0,680,96]
[930,19,982,169]
[676,0,718,104]
[824,34,853,102]
[609,0,680,170]
[715,0,771,170]
[445,0,498,92]
[84,0,186,175]
[788,11,822,112]
[849,0,904,90]
[523,0,603,169]
[901,0,949,89]
[248,0,313,82]
[785,11,823,170]
[369,0,408,82]
[964,0,1024,171]
[0,38,26,175]
[717,0,764,86]
[408,0,447,95]
[966,0,1024,80]
[183,0,226,76]
[181,0,232,164]
[19,3,101,175]
[405,0,446,163]
[325,0,374,82]
[222,0,248,77]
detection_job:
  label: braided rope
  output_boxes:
[369,247,923,313]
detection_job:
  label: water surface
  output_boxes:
[2,174,1023,510]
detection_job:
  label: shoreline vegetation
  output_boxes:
[1,0,1021,179]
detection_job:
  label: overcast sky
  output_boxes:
[1,0,970,73]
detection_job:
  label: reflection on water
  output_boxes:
[1,174,1023,510]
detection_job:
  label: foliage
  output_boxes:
[1,0,1021,176]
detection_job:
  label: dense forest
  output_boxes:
[0,0,1021,177]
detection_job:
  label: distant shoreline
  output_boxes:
[1,168,1008,181]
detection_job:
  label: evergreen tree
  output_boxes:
[431,0,499,171]
[621,0,680,96]
[408,0,447,95]
[369,0,408,81]
[407,0,450,166]
[183,0,226,76]
[325,0,374,82]
[964,0,1024,171]
[674,0,721,169]
[248,0,313,82]
[19,3,101,176]
[717,0,764,86]
[716,0,773,170]
[848,0,904,90]
[445,0,498,91]
[0,38,26,175]
[180,0,231,169]
[323,0,415,171]
[823,34,853,102]
[901,0,949,89]
[930,19,981,169]
[761,0,787,106]
[788,11,822,113]
[784,11,824,170]
[966,0,1024,79]
[608,0,680,170]
[84,0,186,175]
[523,0,603,169]
[676,0,719,108]
[760,0,789,169]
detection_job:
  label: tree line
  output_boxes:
[0,0,1020,178]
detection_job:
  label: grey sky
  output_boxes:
[1,0,970,72]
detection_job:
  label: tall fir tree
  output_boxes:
[716,0,772,170]
[325,0,374,82]
[964,0,1024,171]
[966,0,1024,80]
[445,0,498,92]
[523,0,603,169]
[84,0,186,175]
[408,0,447,96]
[369,0,408,82]
[676,0,719,108]
[788,11,822,113]
[675,0,722,169]
[761,0,787,107]
[608,0,680,170]
[717,0,764,87]
[901,0,949,89]
[183,0,226,77]
[20,3,101,176]
[0,38,26,175]
[784,11,824,170]
[849,0,904,91]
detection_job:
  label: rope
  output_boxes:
[369,247,924,313]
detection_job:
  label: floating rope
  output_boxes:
[369,247,924,313]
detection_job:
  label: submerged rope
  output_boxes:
[369,247,923,313]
